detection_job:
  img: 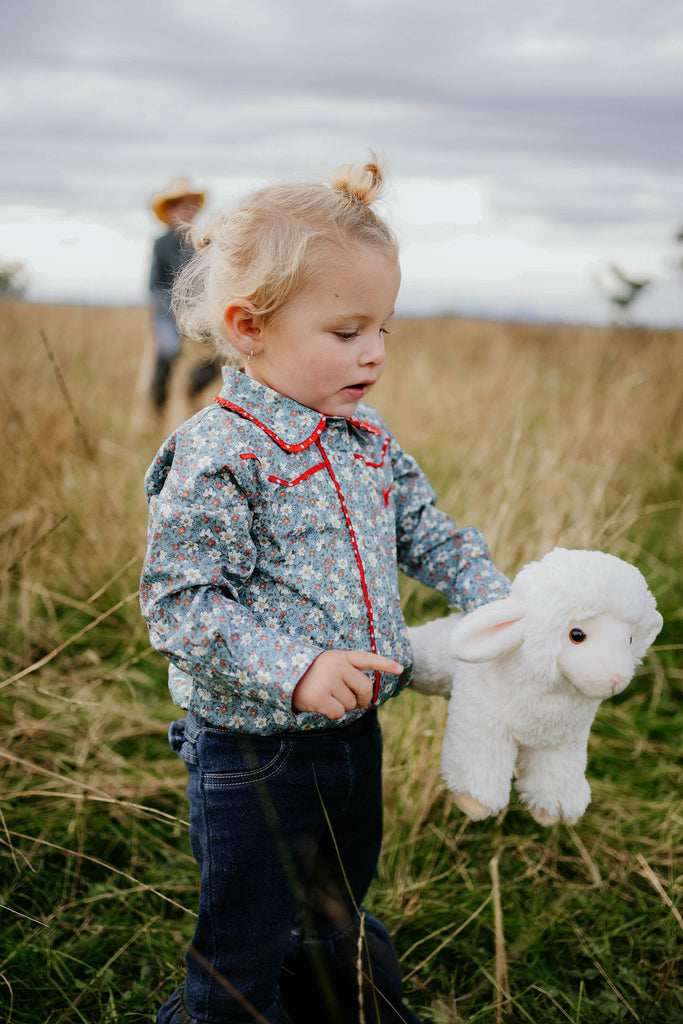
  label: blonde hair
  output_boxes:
[172,158,399,359]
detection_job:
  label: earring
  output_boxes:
[248,349,253,362]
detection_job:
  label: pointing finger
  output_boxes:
[345,651,404,676]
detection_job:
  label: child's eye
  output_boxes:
[334,330,358,340]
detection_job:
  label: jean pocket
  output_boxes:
[196,728,293,789]
[168,717,199,767]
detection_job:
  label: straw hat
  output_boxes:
[150,177,206,223]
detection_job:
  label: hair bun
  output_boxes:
[181,221,213,251]
[329,158,385,205]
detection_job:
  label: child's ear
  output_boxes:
[223,302,262,359]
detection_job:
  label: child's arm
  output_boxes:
[141,446,325,717]
[389,440,510,610]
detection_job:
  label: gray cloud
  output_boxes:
[2,0,682,321]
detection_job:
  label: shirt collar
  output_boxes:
[215,366,381,450]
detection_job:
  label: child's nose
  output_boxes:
[360,331,386,365]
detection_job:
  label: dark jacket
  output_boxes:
[149,228,193,316]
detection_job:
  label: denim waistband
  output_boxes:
[182,707,378,742]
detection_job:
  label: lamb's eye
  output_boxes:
[569,628,587,644]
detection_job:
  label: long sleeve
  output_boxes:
[140,437,324,720]
[390,438,510,611]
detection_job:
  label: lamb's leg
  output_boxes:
[441,710,517,819]
[515,741,592,825]
[453,792,493,821]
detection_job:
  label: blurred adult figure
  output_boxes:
[148,178,220,410]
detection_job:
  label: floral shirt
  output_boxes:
[140,367,509,733]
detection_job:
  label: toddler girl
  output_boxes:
[140,159,510,1024]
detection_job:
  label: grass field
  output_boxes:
[1,300,681,1023]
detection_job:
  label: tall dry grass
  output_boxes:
[0,300,681,1022]
[375,316,681,567]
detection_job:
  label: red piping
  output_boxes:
[353,436,390,468]
[315,438,381,704]
[347,416,383,436]
[215,396,326,452]
[268,463,326,487]
[217,394,385,704]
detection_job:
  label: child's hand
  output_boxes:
[292,650,404,720]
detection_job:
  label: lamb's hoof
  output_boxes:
[455,792,492,821]
[530,807,561,827]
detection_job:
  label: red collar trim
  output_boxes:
[347,416,383,436]
[214,397,383,450]
[214,396,326,452]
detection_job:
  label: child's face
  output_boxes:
[246,245,400,418]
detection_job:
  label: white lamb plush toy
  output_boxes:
[408,548,663,826]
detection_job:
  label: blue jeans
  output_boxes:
[157,710,422,1024]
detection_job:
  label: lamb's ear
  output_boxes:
[634,607,663,657]
[450,597,526,662]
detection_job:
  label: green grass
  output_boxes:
[1,302,681,1022]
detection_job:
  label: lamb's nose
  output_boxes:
[610,675,628,695]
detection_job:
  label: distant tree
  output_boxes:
[676,226,683,269]
[0,261,28,298]
[606,263,650,319]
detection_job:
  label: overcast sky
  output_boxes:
[2,0,683,324]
